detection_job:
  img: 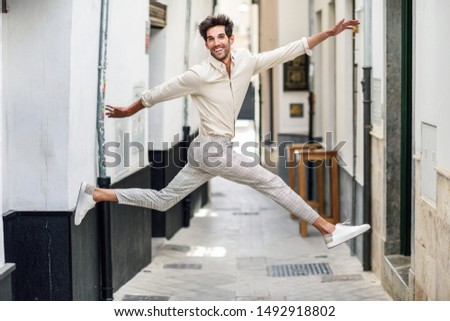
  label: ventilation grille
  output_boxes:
[233,211,259,216]
[267,263,332,277]
[163,263,202,270]
[122,295,169,301]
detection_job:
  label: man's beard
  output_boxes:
[211,45,230,61]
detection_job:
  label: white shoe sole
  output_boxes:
[327,224,371,249]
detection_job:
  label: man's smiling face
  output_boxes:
[205,25,234,62]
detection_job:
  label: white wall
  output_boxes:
[277,0,310,135]
[1,10,8,216]
[2,0,152,210]
[215,0,252,50]
[67,0,101,204]
[312,0,365,181]
[371,0,385,139]
[147,0,212,150]
[414,0,450,170]
[103,0,149,183]
[353,0,365,184]
[334,0,355,175]
[187,1,214,130]
[161,0,191,145]
[316,0,336,144]
[1,12,4,265]
[313,0,338,146]
[146,0,188,150]
[4,0,73,211]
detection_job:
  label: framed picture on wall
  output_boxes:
[290,103,304,118]
[283,55,309,91]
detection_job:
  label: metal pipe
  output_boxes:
[182,126,191,227]
[361,66,372,271]
[96,177,113,300]
[364,0,372,66]
[183,0,192,129]
[400,0,412,256]
[307,0,315,201]
[308,0,314,144]
[96,0,110,179]
[361,0,373,271]
[96,0,113,300]
[2,0,8,13]
[350,0,357,256]
[182,0,192,227]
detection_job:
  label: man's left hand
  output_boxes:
[327,19,360,37]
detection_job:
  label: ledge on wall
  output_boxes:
[0,263,16,300]
[384,254,411,300]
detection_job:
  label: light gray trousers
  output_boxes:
[115,136,320,224]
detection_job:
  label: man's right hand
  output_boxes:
[106,99,145,118]
[105,105,131,118]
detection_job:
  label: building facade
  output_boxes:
[1,0,211,300]
[356,0,450,301]
[2,0,449,302]
[258,0,450,300]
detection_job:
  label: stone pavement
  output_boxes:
[113,121,392,301]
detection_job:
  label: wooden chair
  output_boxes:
[286,143,323,220]
[296,149,340,237]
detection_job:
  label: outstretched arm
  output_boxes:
[106,100,144,118]
[106,68,201,118]
[307,18,359,49]
[253,18,359,75]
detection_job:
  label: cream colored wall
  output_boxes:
[277,0,310,136]
[259,0,279,140]
[371,137,385,279]
[413,165,450,300]
[313,0,335,144]
[413,0,450,300]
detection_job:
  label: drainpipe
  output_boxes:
[96,0,113,300]
[308,0,314,144]
[361,66,372,271]
[361,0,373,272]
[307,0,315,199]
[182,0,192,227]
[351,0,357,254]
[2,0,7,13]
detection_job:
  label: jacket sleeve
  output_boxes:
[140,68,201,108]
[253,37,312,75]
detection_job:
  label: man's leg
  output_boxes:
[207,148,321,225]
[113,164,213,212]
[75,164,213,225]
[200,146,370,249]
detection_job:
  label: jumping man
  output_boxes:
[74,14,370,249]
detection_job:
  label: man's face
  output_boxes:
[205,25,234,62]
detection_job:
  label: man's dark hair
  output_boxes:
[198,14,234,41]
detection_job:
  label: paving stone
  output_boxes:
[114,123,392,302]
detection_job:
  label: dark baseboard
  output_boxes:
[110,166,153,293]
[149,139,209,239]
[2,137,209,300]
[4,211,76,300]
[2,167,154,300]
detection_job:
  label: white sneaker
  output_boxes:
[324,221,371,249]
[74,182,96,226]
